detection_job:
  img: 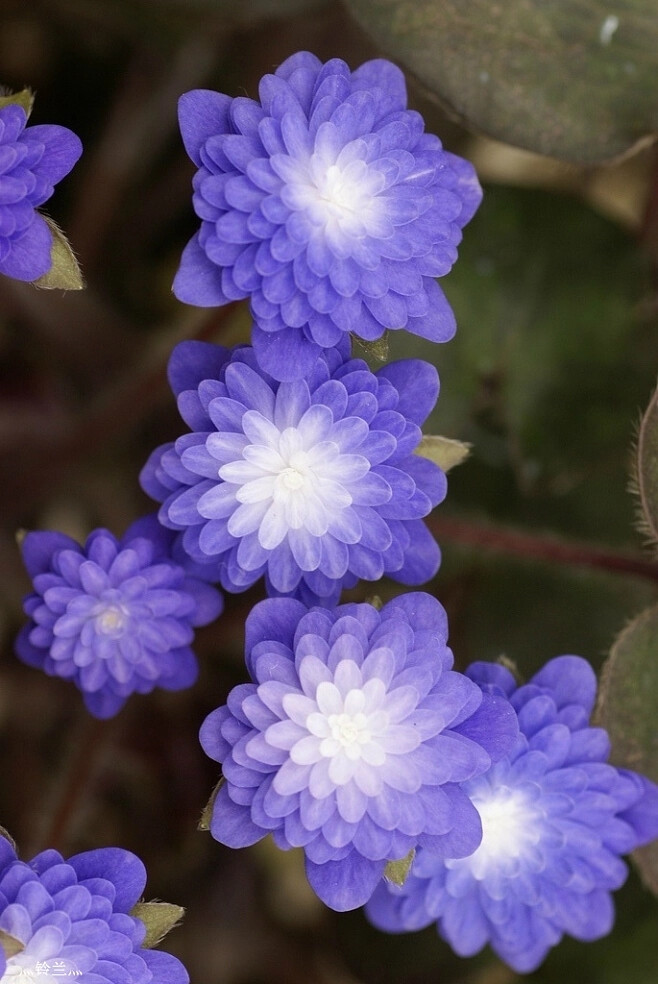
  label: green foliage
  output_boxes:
[0,88,34,118]
[130,902,185,948]
[416,435,471,473]
[636,383,658,549]
[597,606,658,893]
[33,217,84,291]
[384,849,415,887]
[345,0,658,162]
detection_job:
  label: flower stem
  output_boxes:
[25,710,114,857]
[429,513,658,583]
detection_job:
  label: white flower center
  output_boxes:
[214,409,371,552]
[271,145,388,244]
[327,711,371,749]
[279,466,306,491]
[448,785,541,880]
[95,604,129,636]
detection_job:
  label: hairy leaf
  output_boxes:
[131,902,185,948]
[417,435,471,472]
[34,217,84,291]
[636,384,658,547]
[345,0,658,162]
[0,88,34,118]
[384,849,415,887]
[597,605,658,892]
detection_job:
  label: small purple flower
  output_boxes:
[199,594,518,911]
[173,52,482,381]
[0,837,188,982]
[140,339,445,606]
[0,103,81,282]
[16,515,222,719]
[366,656,658,973]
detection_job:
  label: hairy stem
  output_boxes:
[429,513,658,583]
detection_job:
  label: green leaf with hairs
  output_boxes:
[198,777,224,832]
[384,849,415,887]
[33,217,84,291]
[0,88,34,118]
[416,435,471,472]
[131,902,185,948]
[636,384,658,549]
[597,605,658,894]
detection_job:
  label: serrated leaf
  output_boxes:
[384,849,415,887]
[597,605,658,893]
[416,435,471,472]
[130,902,185,948]
[636,383,658,547]
[0,929,24,959]
[353,332,389,362]
[345,0,658,163]
[33,217,83,291]
[0,88,34,118]
[198,777,224,831]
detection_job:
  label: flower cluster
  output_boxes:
[16,515,222,718]
[0,102,81,282]
[140,339,445,606]
[366,656,658,972]
[0,836,188,983]
[11,47,658,979]
[199,593,518,910]
[173,51,482,381]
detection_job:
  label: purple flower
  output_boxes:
[199,594,518,911]
[15,515,222,719]
[0,837,188,982]
[0,103,81,282]
[140,339,445,606]
[172,52,482,381]
[366,656,658,972]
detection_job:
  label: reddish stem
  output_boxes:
[429,513,658,583]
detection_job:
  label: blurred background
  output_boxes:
[1,1,658,981]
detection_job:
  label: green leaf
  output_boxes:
[635,384,658,548]
[597,605,658,892]
[0,929,24,959]
[344,0,658,163]
[0,88,34,118]
[130,902,185,948]
[416,435,471,472]
[353,332,389,363]
[384,849,415,887]
[33,217,84,291]
[198,777,224,832]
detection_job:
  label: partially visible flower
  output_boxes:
[0,837,188,983]
[366,656,658,973]
[173,51,482,381]
[0,102,81,282]
[199,594,518,911]
[16,514,222,719]
[140,339,445,606]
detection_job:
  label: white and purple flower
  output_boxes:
[173,52,482,380]
[0,102,81,282]
[140,339,445,606]
[366,656,658,972]
[199,594,518,911]
[0,838,188,983]
[15,515,222,719]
